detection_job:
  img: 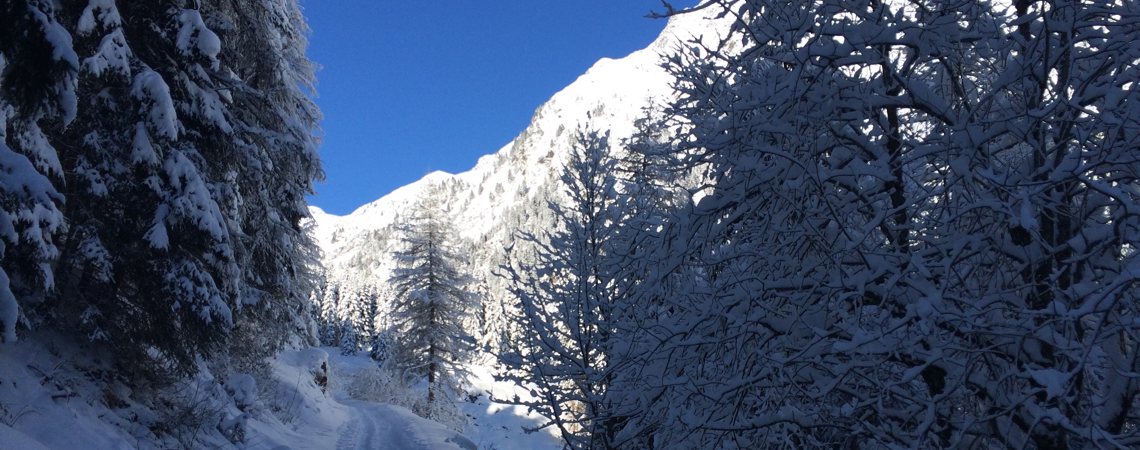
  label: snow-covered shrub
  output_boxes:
[368,329,395,366]
[224,374,257,411]
[340,363,467,433]
[345,364,414,406]
[263,348,330,424]
[410,384,467,433]
[153,372,244,448]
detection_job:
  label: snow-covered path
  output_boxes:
[334,399,476,450]
[246,348,559,450]
[0,345,559,449]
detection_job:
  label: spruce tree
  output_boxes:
[0,0,322,378]
[0,0,76,343]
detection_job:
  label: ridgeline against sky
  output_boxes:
[304,0,694,214]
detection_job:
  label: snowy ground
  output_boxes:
[0,339,560,449]
[323,349,561,450]
[457,364,561,450]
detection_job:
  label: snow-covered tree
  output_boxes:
[368,327,396,367]
[954,1,1140,446]
[0,0,76,343]
[315,280,342,346]
[498,127,625,449]
[339,321,358,356]
[213,0,323,363]
[388,186,476,416]
[0,0,322,378]
[606,0,1140,448]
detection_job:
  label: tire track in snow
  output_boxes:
[337,399,475,450]
[335,413,360,450]
[356,402,381,450]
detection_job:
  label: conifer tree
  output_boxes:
[0,0,322,378]
[388,185,475,417]
[0,0,75,343]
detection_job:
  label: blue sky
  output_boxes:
[302,1,689,215]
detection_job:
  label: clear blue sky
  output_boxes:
[302,1,691,215]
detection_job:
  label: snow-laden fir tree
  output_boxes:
[498,126,624,449]
[0,0,75,343]
[388,185,476,419]
[0,0,322,379]
[315,279,342,346]
[339,321,357,356]
[368,327,395,365]
[38,0,241,375]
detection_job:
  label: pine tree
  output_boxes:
[388,185,475,418]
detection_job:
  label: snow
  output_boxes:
[29,5,79,124]
[184,70,234,133]
[253,348,557,450]
[76,0,123,35]
[15,123,64,178]
[0,337,146,449]
[30,7,79,68]
[460,365,562,450]
[83,30,132,77]
[0,424,51,450]
[0,340,542,449]
[224,373,257,409]
[335,400,477,450]
[144,205,170,248]
[130,122,158,165]
[163,149,228,239]
[176,9,222,62]
[132,70,179,140]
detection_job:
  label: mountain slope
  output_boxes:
[309,10,729,360]
[311,11,723,260]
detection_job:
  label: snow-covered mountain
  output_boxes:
[311,12,722,275]
[308,12,729,359]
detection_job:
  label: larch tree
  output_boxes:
[388,185,476,420]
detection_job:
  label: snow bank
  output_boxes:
[328,348,561,450]
[0,336,549,449]
[460,365,562,450]
[0,336,142,449]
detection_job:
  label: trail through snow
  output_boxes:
[315,349,558,450]
[0,344,555,449]
[334,400,476,450]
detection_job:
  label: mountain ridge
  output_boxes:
[308,12,731,356]
[310,9,720,232]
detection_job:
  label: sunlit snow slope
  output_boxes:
[308,12,734,373]
[310,12,725,272]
